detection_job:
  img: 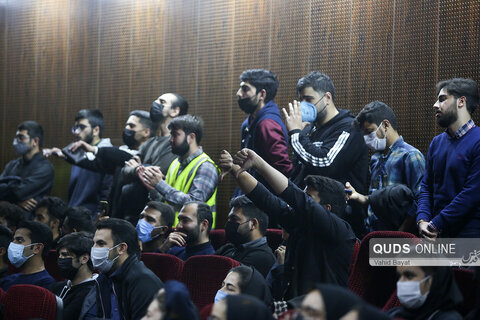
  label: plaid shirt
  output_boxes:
[154,147,218,207]
[453,119,476,139]
[367,137,426,230]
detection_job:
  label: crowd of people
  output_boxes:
[0,69,478,319]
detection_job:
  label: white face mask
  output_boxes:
[8,242,35,268]
[363,125,386,151]
[90,244,121,273]
[397,275,431,309]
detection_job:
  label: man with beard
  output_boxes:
[235,70,292,196]
[158,201,214,260]
[141,115,220,228]
[0,121,54,211]
[417,78,480,238]
[121,93,188,221]
[44,109,113,217]
[282,71,369,238]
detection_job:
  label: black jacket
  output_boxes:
[215,238,276,277]
[110,254,164,320]
[50,279,96,320]
[248,181,356,300]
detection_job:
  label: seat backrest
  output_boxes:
[348,231,416,308]
[141,252,184,282]
[349,238,361,276]
[3,284,58,320]
[209,229,227,250]
[452,267,476,316]
[182,255,240,310]
[45,249,64,282]
[266,229,283,252]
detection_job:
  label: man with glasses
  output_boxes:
[0,121,54,211]
[45,109,113,217]
[282,71,369,238]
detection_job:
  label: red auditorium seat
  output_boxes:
[199,303,214,320]
[182,255,240,310]
[141,252,184,282]
[348,231,417,308]
[209,229,227,250]
[45,250,64,282]
[3,284,62,320]
[382,289,401,311]
[349,238,361,275]
[266,228,283,252]
[0,287,5,304]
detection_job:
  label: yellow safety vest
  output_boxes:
[165,152,218,228]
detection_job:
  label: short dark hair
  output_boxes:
[0,225,13,264]
[97,218,140,256]
[57,232,94,271]
[146,201,175,228]
[354,101,398,130]
[240,69,279,103]
[436,78,479,114]
[304,175,347,219]
[0,201,27,230]
[130,110,157,137]
[64,207,94,233]
[36,196,67,225]
[184,201,213,234]
[296,71,335,101]
[230,196,269,236]
[171,93,189,116]
[168,115,204,144]
[75,109,105,137]
[17,121,44,147]
[18,220,53,260]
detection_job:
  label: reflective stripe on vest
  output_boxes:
[165,152,218,228]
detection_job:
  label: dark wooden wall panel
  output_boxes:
[1,0,479,225]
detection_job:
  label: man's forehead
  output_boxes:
[14,228,30,239]
[228,207,244,218]
[145,206,161,218]
[126,115,140,125]
[76,118,90,126]
[239,81,255,89]
[438,88,448,97]
[94,228,112,241]
[362,121,378,132]
[179,203,198,218]
[16,129,29,137]
[158,93,175,104]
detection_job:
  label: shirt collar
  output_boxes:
[241,236,267,249]
[452,119,475,139]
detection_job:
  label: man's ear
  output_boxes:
[170,106,181,118]
[51,218,60,229]
[32,243,44,255]
[324,204,332,212]
[117,242,128,255]
[0,247,6,257]
[187,133,196,145]
[457,96,467,109]
[79,253,90,265]
[200,219,209,233]
[32,137,40,148]
[258,89,267,101]
[250,218,259,231]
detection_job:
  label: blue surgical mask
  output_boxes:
[214,290,228,304]
[12,139,30,156]
[8,242,35,268]
[300,101,317,123]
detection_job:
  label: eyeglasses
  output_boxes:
[71,124,90,133]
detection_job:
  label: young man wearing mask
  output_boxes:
[136,201,174,252]
[216,196,275,277]
[34,196,67,248]
[141,115,220,227]
[345,101,425,233]
[44,109,113,216]
[282,71,369,238]
[235,69,292,201]
[49,232,96,319]
[81,218,163,320]
[0,121,54,212]
[1,220,55,290]
[158,201,214,260]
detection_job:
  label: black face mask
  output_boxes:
[225,221,251,246]
[150,101,165,123]
[171,136,190,157]
[57,257,80,280]
[122,128,138,149]
[237,96,259,114]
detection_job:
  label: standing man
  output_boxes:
[236,69,292,186]
[141,115,219,227]
[346,101,425,232]
[0,121,54,211]
[417,78,480,239]
[283,71,368,237]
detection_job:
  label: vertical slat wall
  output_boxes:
[0,0,479,226]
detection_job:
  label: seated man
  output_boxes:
[0,201,27,233]
[216,196,275,277]
[0,121,54,212]
[34,196,67,248]
[136,201,175,252]
[49,232,96,319]
[81,218,163,319]
[141,115,220,228]
[0,225,13,283]
[219,149,356,300]
[1,220,55,290]
[62,206,94,235]
[159,201,214,260]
